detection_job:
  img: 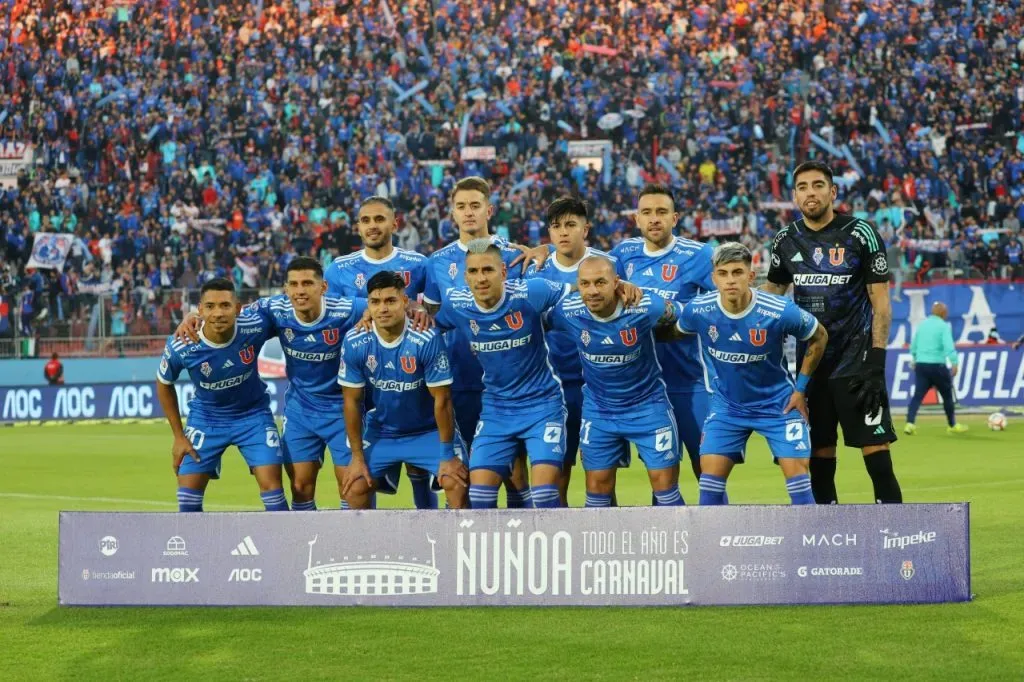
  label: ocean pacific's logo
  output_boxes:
[303,535,439,597]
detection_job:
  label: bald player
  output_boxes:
[904,301,967,435]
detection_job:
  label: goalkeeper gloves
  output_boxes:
[849,348,887,418]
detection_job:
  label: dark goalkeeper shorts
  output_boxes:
[807,373,898,450]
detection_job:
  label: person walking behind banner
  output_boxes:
[904,302,967,435]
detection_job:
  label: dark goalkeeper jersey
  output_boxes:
[766,213,889,378]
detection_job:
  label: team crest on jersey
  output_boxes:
[581,329,591,346]
[239,345,256,365]
[322,329,340,345]
[619,327,638,346]
[366,354,378,372]
[354,273,366,290]
[400,356,417,374]
[284,328,295,343]
[398,270,411,286]
[448,262,458,279]
[505,311,524,330]
[829,247,845,266]
[749,329,767,347]
[469,319,480,335]
[200,361,213,377]
[661,264,678,282]
[812,247,824,266]
[708,325,719,343]
[626,263,635,279]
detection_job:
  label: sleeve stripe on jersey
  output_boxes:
[563,299,587,311]
[408,330,435,343]
[853,221,880,251]
[337,379,366,388]
[156,371,174,385]
[756,295,787,311]
[692,292,717,304]
[422,294,440,305]
[800,318,819,342]
[425,378,454,388]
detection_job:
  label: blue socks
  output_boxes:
[339,499,350,510]
[653,485,684,506]
[469,484,500,509]
[532,484,560,508]
[699,474,728,505]
[260,488,289,511]
[786,474,815,505]
[585,492,613,507]
[177,486,204,512]
[505,486,532,508]
[292,499,317,511]
[408,471,438,510]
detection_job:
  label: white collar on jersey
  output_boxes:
[551,250,589,273]
[589,301,624,323]
[199,322,237,349]
[474,286,507,314]
[716,290,758,320]
[456,235,498,252]
[292,296,327,328]
[373,319,408,349]
[642,238,676,258]
[360,247,398,264]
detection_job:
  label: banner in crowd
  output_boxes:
[25,233,73,271]
[58,504,970,607]
[886,346,1024,408]
[889,283,1023,347]
[0,141,33,188]
[0,380,289,423]
[459,146,496,161]
[700,216,744,237]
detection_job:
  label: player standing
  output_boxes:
[763,161,903,504]
[324,197,438,509]
[156,279,287,512]
[674,244,829,504]
[339,272,469,509]
[547,257,685,507]
[611,185,717,485]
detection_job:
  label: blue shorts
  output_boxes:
[281,401,350,468]
[669,390,710,461]
[700,408,811,462]
[470,404,566,474]
[368,428,467,493]
[580,402,679,472]
[179,411,282,479]
[452,390,482,448]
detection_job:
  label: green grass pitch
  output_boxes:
[1,415,1022,680]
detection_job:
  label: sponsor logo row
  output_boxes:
[718,529,939,550]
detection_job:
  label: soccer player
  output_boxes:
[764,161,903,504]
[525,196,621,504]
[173,259,368,511]
[610,185,716,482]
[324,196,438,509]
[338,272,469,509]
[547,256,686,507]
[156,278,288,512]
[421,176,544,508]
[675,243,829,505]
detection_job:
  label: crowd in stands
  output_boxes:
[1,0,1023,342]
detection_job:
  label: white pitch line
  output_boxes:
[0,492,246,510]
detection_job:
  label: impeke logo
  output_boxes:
[880,529,937,550]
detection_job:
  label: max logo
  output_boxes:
[505,311,524,330]
[239,345,256,364]
[322,329,339,345]
[829,247,845,266]
[619,328,638,347]
[400,356,417,374]
[749,329,767,347]
[661,264,678,282]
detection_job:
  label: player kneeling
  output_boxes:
[674,244,828,504]
[339,272,469,509]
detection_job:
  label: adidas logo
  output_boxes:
[729,333,742,342]
[795,442,807,451]
[231,536,259,557]
[305,335,316,343]
[791,253,804,263]
[873,425,886,435]
[642,268,654,277]
[222,359,234,369]
[489,324,502,331]
[385,361,395,369]
[602,337,614,345]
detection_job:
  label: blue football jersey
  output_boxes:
[677,291,819,414]
[549,293,678,415]
[157,313,275,421]
[244,294,367,409]
[525,247,616,383]
[435,278,569,415]
[337,324,453,438]
[611,236,715,392]
[422,236,525,392]
[324,248,428,299]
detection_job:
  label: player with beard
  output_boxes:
[762,161,902,504]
